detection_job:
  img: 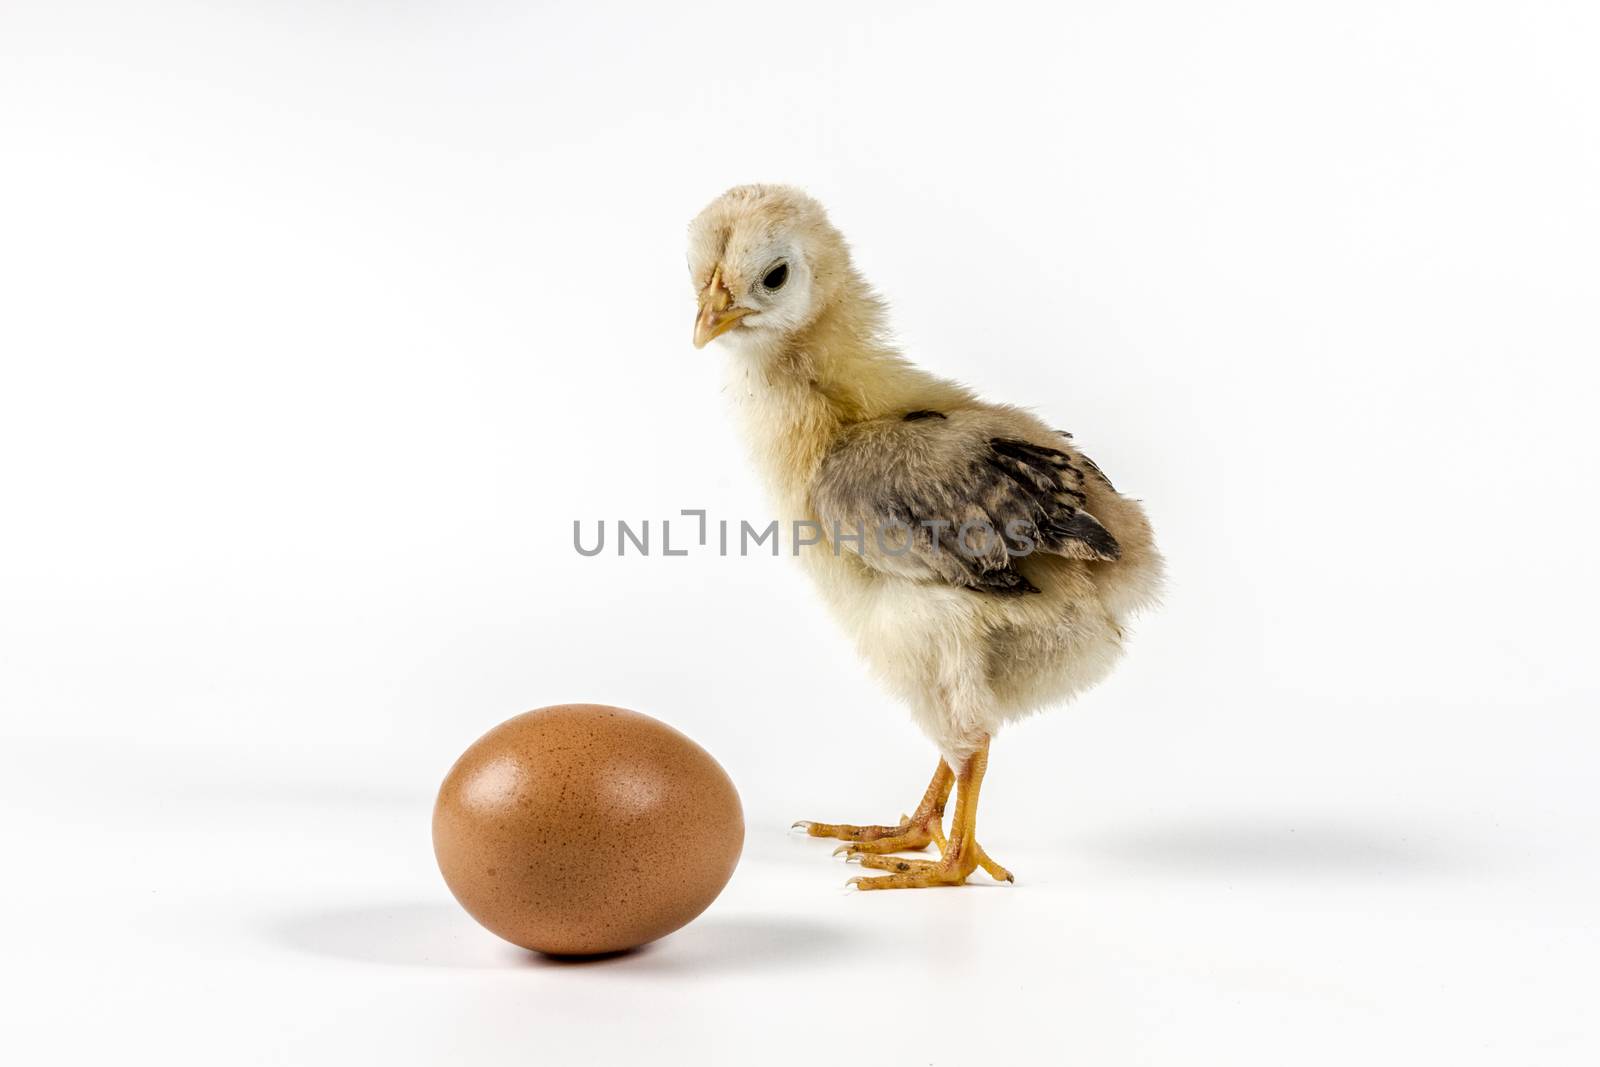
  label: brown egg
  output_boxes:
[432,703,743,956]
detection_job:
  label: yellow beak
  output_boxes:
[693,265,754,348]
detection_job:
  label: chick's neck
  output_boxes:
[732,285,973,513]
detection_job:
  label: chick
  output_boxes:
[687,185,1163,889]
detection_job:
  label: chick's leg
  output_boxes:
[793,759,953,855]
[848,737,1014,889]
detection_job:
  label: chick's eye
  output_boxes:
[762,263,788,291]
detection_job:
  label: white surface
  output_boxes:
[3,2,1598,1064]
[6,738,1597,1065]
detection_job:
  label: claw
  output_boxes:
[831,844,853,858]
[790,821,812,832]
[845,877,865,890]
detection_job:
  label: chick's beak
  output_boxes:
[693,265,754,348]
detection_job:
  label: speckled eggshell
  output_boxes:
[432,704,744,956]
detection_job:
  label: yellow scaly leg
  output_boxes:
[847,737,1014,889]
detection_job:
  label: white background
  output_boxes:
[4,1,1598,1063]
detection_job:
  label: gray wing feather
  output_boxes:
[812,412,1120,596]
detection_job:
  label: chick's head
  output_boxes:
[687,184,852,351]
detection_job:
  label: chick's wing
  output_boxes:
[812,410,1120,596]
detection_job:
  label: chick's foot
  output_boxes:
[846,838,1013,889]
[794,813,946,857]
[792,758,955,855]
[844,737,1014,890]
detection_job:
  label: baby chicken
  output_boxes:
[687,185,1163,889]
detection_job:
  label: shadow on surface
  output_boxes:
[266,902,853,974]
[267,901,527,969]
[570,913,853,976]
[1085,817,1492,879]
